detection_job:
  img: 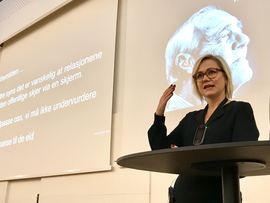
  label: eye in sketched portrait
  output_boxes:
[165,6,252,111]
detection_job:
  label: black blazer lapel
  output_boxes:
[195,106,207,125]
[206,106,225,125]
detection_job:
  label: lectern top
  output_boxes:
[117,140,270,176]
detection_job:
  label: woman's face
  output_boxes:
[210,20,252,91]
[225,22,252,91]
[200,16,252,92]
[196,59,227,100]
[223,22,249,65]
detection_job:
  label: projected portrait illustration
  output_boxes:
[165,6,252,111]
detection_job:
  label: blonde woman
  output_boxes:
[148,55,259,203]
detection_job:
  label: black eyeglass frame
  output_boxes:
[193,68,224,81]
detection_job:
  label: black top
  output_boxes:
[148,100,259,203]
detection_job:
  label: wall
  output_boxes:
[0,0,269,203]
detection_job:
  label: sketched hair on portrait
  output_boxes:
[164,6,251,111]
[192,54,234,100]
[165,6,250,84]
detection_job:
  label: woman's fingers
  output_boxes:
[162,84,175,101]
[156,85,176,115]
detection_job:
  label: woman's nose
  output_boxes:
[233,32,250,50]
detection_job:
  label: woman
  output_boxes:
[148,54,259,203]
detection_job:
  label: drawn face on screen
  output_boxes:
[165,6,252,111]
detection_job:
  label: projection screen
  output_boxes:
[0,0,118,180]
[120,0,270,155]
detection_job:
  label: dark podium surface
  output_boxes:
[117,140,270,203]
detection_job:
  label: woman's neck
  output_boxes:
[204,95,226,124]
[206,94,226,111]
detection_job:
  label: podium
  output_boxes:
[116,140,270,203]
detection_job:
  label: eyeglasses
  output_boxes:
[193,68,224,81]
[193,124,207,145]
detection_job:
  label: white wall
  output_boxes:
[0,0,269,203]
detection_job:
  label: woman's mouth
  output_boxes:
[203,84,215,89]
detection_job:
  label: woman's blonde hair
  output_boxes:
[192,54,233,100]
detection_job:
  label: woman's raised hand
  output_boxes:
[155,84,176,116]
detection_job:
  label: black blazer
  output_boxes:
[148,100,259,202]
[148,100,259,150]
